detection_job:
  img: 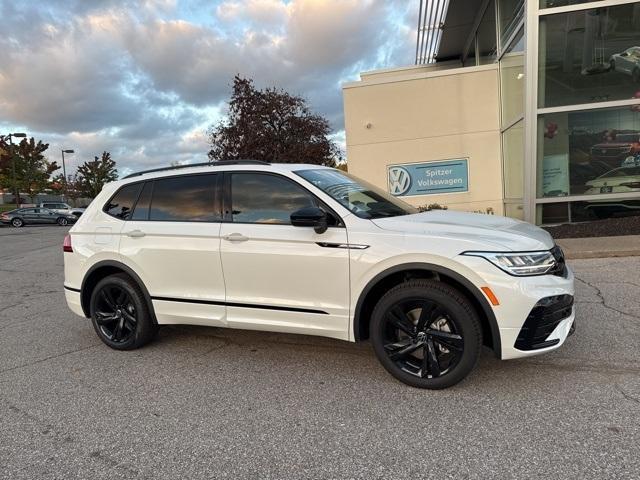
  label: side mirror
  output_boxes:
[291,206,328,234]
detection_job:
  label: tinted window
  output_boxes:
[149,174,219,222]
[131,181,153,221]
[105,183,143,220]
[231,173,316,224]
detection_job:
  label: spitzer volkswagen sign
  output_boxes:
[387,159,469,196]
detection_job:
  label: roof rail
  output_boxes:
[122,159,270,179]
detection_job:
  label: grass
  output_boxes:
[0,204,18,213]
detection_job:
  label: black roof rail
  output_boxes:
[122,159,270,179]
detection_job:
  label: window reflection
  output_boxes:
[105,183,142,220]
[539,4,640,108]
[149,175,218,222]
[231,173,315,224]
[538,105,640,198]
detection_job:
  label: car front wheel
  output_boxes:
[89,274,158,350]
[57,217,69,226]
[11,218,24,228]
[371,279,482,389]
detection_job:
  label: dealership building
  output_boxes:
[343,0,640,224]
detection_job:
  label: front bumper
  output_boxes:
[456,255,575,360]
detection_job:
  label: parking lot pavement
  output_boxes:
[0,226,639,479]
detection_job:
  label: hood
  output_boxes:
[372,210,554,251]
[593,143,634,148]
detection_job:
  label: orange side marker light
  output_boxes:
[481,287,500,306]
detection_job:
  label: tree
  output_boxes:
[77,151,118,198]
[208,75,341,166]
[52,172,83,206]
[2,137,59,203]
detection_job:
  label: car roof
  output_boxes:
[114,162,334,186]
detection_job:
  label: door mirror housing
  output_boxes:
[290,206,328,234]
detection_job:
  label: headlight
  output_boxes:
[462,250,557,276]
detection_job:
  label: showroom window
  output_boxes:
[500,28,525,127]
[537,105,640,198]
[538,3,640,108]
[478,0,498,64]
[498,0,524,48]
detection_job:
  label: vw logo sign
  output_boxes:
[388,166,411,196]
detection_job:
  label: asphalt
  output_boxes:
[0,226,639,479]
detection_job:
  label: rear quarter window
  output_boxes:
[104,183,143,220]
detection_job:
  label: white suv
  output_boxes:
[63,161,575,389]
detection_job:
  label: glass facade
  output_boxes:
[537,106,640,198]
[534,0,640,224]
[538,3,640,109]
[443,0,640,225]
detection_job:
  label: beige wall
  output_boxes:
[343,64,505,215]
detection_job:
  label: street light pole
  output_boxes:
[61,149,74,202]
[7,133,27,207]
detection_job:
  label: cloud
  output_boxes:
[0,0,416,173]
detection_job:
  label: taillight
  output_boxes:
[620,182,640,189]
[63,234,73,253]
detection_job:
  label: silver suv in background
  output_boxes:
[38,202,86,217]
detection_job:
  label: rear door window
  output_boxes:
[149,174,219,222]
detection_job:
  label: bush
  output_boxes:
[418,203,448,212]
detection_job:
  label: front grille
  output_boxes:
[515,294,574,351]
[548,245,567,277]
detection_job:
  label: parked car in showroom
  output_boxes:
[584,165,640,217]
[2,207,77,227]
[38,202,86,217]
[63,161,575,389]
[609,46,640,82]
[590,132,640,169]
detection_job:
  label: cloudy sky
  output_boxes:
[0,0,416,177]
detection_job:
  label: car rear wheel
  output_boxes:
[90,274,158,350]
[370,279,482,389]
[11,218,24,228]
[57,217,69,226]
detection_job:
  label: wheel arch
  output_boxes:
[80,260,157,324]
[353,262,501,358]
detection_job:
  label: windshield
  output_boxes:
[295,169,418,219]
[614,134,640,143]
[602,166,640,178]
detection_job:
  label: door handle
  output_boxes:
[222,233,249,242]
[126,230,146,238]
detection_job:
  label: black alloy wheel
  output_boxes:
[371,279,482,389]
[57,217,69,226]
[11,217,24,227]
[90,274,158,350]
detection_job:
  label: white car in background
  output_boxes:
[63,161,575,389]
[610,46,640,82]
[38,202,85,217]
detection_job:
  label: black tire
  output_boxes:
[57,217,69,226]
[11,217,24,228]
[89,273,158,350]
[609,59,615,72]
[370,279,482,389]
[633,68,640,83]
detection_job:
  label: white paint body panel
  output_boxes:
[64,163,575,361]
